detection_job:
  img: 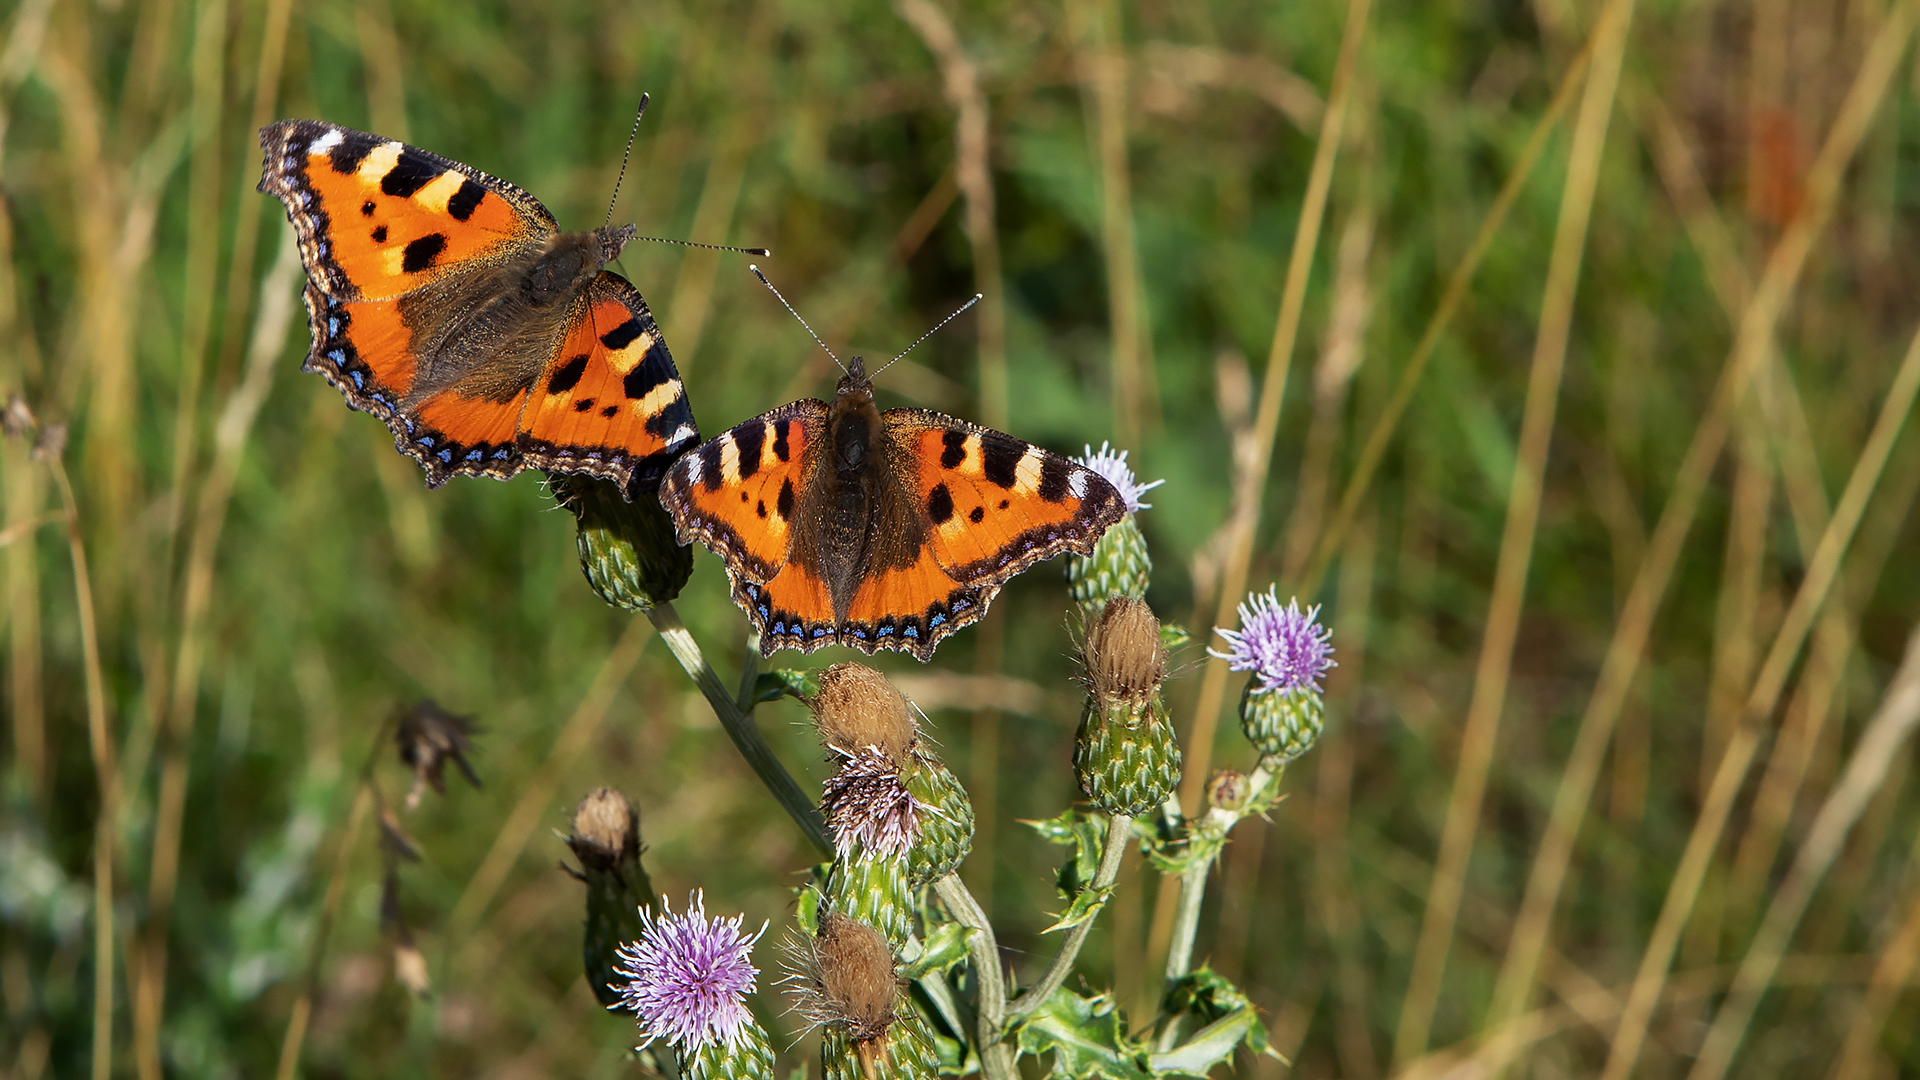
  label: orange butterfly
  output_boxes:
[659,281,1125,661]
[258,118,697,498]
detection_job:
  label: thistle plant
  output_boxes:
[565,788,655,1010]
[560,449,1310,1080]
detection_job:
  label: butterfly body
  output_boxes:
[259,119,697,497]
[661,357,1125,661]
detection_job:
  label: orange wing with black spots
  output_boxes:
[889,411,1125,586]
[260,119,699,498]
[659,400,826,584]
[515,273,701,488]
[260,119,552,302]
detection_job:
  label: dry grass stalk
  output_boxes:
[1691,627,1920,1078]
[1829,864,1920,1080]
[135,234,302,1077]
[1391,0,1633,1063]
[894,0,1007,428]
[446,614,653,935]
[1298,23,1600,597]
[1594,6,1920,1070]
[1143,0,1371,1001]
[1174,0,1371,820]
[1072,0,1158,443]
[1279,154,1373,585]
[1487,1,1920,1045]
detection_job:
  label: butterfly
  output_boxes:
[659,344,1127,662]
[257,118,698,498]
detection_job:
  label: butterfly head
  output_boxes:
[596,223,638,263]
[836,355,875,404]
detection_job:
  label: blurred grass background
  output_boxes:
[4,0,1920,1076]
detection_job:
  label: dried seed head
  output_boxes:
[569,787,641,874]
[1085,597,1167,704]
[786,913,898,1046]
[812,664,916,761]
[2,395,35,438]
[821,746,923,859]
[395,700,481,811]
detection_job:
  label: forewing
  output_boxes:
[659,401,827,585]
[259,119,553,303]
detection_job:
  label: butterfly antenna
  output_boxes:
[632,235,770,256]
[751,265,843,373]
[870,293,983,378]
[604,94,650,230]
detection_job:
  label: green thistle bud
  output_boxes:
[1211,588,1335,764]
[685,1015,777,1080]
[1066,444,1162,613]
[826,852,914,950]
[565,788,655,1008]
[1239,684,1324,763]
[1068,513,1152,611]
[1074,598,1180,815]
[548,473,691,611]
[903,754,972,886]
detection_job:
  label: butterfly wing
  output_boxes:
[660,402,829,637]
[798,410,1125,662]
[263,121,697,496]
[515,272,699,494]
[259,119,554,302]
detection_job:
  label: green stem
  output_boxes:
[933,873,1015,1080]
[1008,813,1133,1018]
[646,603,830,855]
[1156,759,1282,1052]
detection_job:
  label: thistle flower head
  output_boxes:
[615,891,765,1053]
[1209,588,1335,693]
[1075,442,1164,513]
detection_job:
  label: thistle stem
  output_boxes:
[647,603,830,854]
[933,874,1015,1080]
[1008,812,1133,1019]
[1156,759,1283,1052]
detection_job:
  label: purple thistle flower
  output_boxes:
[1209,587,1336,693]
[615,891,765,1052]
[1075,442,1164,513]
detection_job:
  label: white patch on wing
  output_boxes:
[682,451,703,485]
[667,424,696,448]
[1068,468,1089,499]
[309,129,345,154]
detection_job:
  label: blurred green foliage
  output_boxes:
[3,0,1919,1077]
